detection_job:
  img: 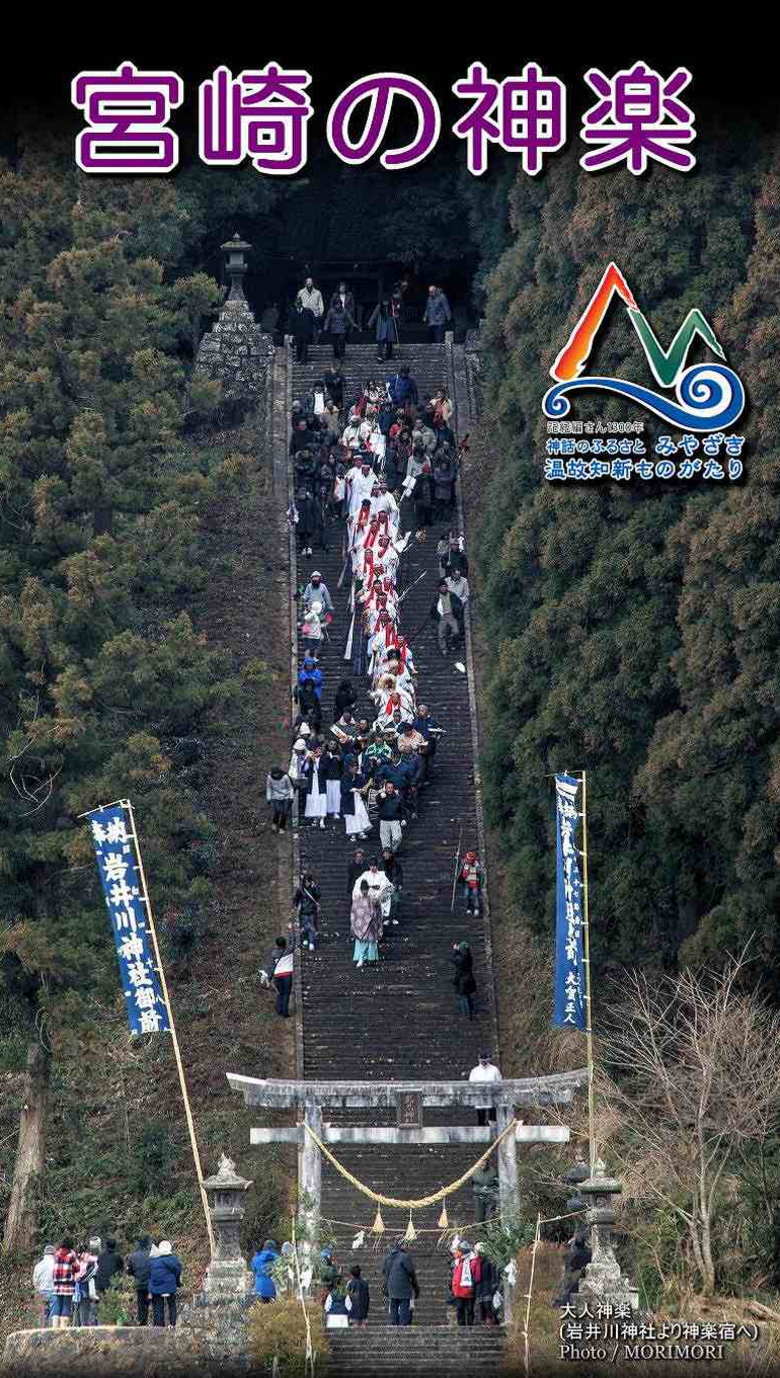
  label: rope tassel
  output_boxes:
[437,1203,449,1229]
[403,1213,417,1243]
[371,1208,385,1235]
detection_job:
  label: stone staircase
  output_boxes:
[327,1324,509,1377]
[285,343,503,1367]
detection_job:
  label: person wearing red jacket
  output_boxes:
[459,850,484,916]
[51,1238,78,1328]
[450,1241,480,1326]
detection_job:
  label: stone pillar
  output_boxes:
[495,1102,519,1217]
[495,1101,518,1324]
[297,1099,322,1287]
[577,1159,639,1313]
[200,1154,253,1298]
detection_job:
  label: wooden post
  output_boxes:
[579,771,597,1176]
[298,1098,322,1279]
[124,800,215,1256]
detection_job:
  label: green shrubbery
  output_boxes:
[246,1298,326,1377]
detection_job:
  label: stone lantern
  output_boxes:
[564,1157,589,1213]
[221,232,252,303]
[201,1154,253,1298]
[577,1158,639,1312]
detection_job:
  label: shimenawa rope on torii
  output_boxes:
[303,1115,519,1209]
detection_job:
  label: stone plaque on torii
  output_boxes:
[228,1068,586,1320]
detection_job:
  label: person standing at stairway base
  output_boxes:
[383,1240,419,1326]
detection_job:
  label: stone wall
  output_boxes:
[194,298,275,418]
[1,1321,258,1378]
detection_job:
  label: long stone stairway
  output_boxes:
[285,342,504,1371]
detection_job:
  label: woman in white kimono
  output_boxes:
[340,761,371,839]
[304,748,328,829]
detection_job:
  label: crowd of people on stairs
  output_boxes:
[262,351,488,1013]
[288,275,453,362]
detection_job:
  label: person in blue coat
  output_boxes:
[251,1240,280,1302]
[149,1241,182,1327]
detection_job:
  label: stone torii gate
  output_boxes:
[228,1069,586,1317]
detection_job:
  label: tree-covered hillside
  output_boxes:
[474,131,779,986]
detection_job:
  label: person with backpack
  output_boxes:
[127,1235,153,1326]
[346,1264,370,1325]
[265,934,295,1017]
[149,1240,182,1327]
[450,1240,478,1326]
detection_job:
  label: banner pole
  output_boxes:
[123,800,215,1255]
[579,771,596,1175]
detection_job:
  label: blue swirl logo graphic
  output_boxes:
[542,363,745,433]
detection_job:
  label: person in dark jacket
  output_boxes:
[294,487,317,559]
[334,679,358,719]
[368,299,397,361]
[295,679,323,731]
[380,847,403,925]
[347,1264,370,1325]
[149,1241,182,1327]
[329,282,357,322]
[323,298,357,359]
[347,848,366,899]
[290,300,315,363]
[451,941,477,1020]
[127,1236,152,1326]
[387,365,418,410]
[553,1230,592,1308]
[294,872,321,950]
[376,781,406,854]
[413,465,435,528]
[324,362,345,410]
[423,284,452,343]
[430,581,463,657]
[382,1241,419,1326]
[95,1238,123,1296]
[473,1243,499,1325]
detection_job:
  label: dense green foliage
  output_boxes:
[476,134,779,986]
[0,138,228,1056]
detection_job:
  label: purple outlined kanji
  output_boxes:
[327,72,440,169]
[71,60,183,173]
[580,61,696,174]
[199,63,312,175]
[453,61,566,175]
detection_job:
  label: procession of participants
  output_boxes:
[265,327,486,999]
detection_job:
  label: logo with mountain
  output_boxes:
[543,263,745,432]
